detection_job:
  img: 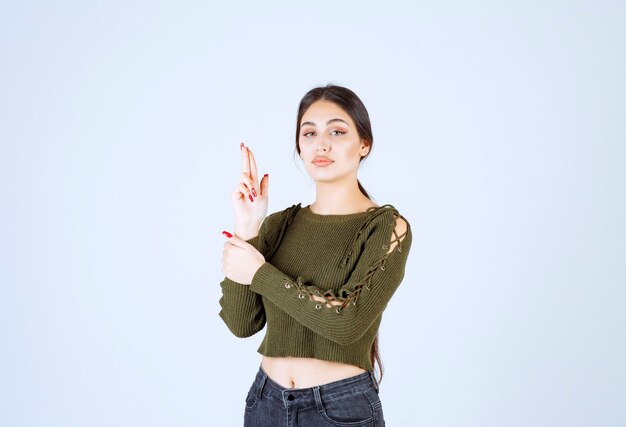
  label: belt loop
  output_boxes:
[369,370,379,391]
[257,365,268,399]
[313,386,324,413]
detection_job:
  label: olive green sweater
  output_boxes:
[218,203,412,371]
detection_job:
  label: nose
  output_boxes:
[316,137,330,152]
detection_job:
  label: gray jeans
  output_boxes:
[244,364,385,426]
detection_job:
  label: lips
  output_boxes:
[313,156,333,165]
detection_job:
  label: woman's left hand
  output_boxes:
[221,232,266,285]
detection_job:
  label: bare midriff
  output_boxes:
[261,355,366,389]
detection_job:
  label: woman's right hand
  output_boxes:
[231,143,269,240]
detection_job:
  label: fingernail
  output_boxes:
[240,142,244,150]
[252,188,257,197]
[264,173,268,178]
[222,231,233,238]
[249,194,254,202]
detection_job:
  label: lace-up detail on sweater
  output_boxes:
[263,203,301,261]
[339,204,396,268]
[288,206,410,314]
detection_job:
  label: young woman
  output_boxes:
[219,84,412,426]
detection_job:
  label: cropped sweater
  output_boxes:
[218,203,412,371]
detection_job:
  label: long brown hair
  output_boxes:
[294,84,384,385]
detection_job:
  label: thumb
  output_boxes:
[221,231,248,248]
[260,173,269,197]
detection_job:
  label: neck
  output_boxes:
[310,177,372,215]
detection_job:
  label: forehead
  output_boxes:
[301,100,353,126]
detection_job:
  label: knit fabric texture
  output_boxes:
[219,202,412,371]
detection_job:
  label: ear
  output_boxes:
[360,141,370,157]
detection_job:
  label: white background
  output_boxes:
[1,1,624,426]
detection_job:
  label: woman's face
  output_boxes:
[298,100,370,184]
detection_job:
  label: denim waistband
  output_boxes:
[251,364,378,409]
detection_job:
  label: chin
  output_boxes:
[309,171,351,184]
[305,163,355,181]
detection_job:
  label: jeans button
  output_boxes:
[287,393,295,401]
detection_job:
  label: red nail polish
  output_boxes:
[222,231,233,238]
[252,188,257,197]
[264,173,268,178]
[240,142,244,150]
[249,194,254,202]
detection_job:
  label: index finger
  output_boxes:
[241,143,250,176]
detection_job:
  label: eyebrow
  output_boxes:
[300,118,350,128]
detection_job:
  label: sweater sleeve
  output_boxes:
[248,210,412,345]
[218,218,271,338]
